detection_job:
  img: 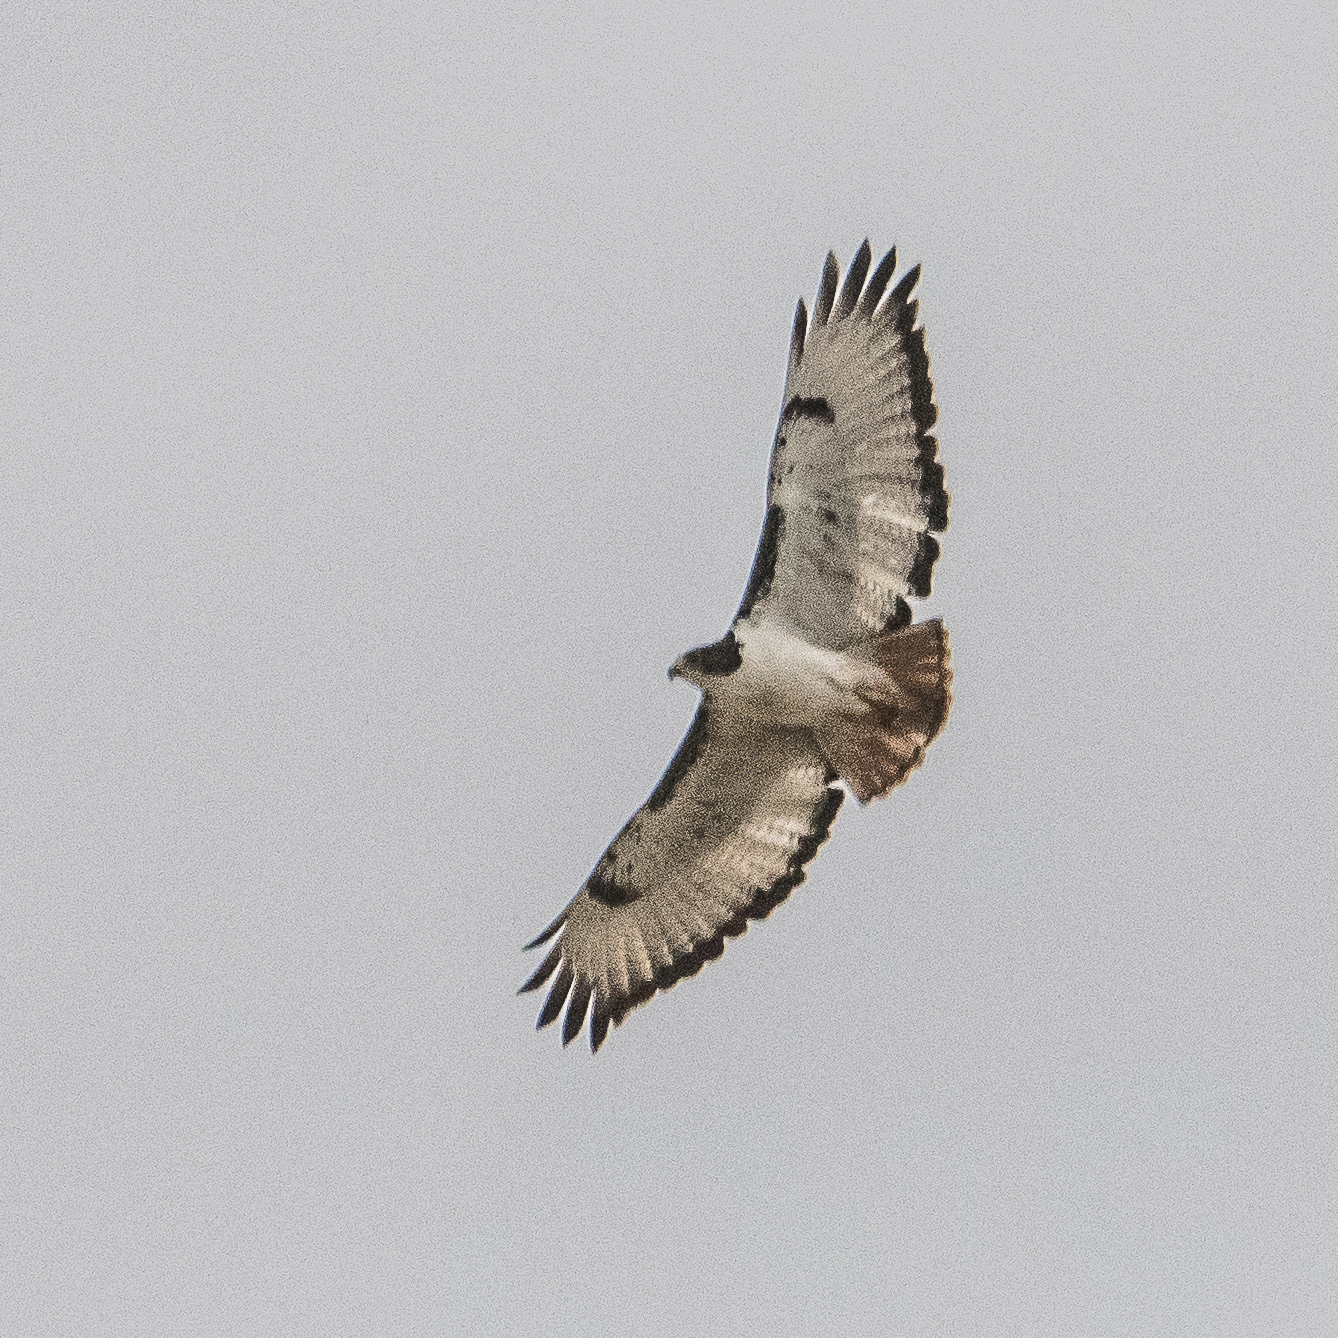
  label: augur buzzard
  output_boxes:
[521,241,951,1052]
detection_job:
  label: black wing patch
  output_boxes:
[587,857,639,908]
[782,395,835,424]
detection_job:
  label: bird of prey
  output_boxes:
[521,241,951,1052]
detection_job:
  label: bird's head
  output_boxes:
[668,631,743,686]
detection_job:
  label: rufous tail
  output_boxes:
[818,620,952,805]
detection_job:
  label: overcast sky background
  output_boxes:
[4,3,1337,1334]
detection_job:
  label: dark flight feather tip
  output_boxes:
[813,252,840,326]
[789,298,807,365]
[833,240,871,321]
[562,980,592,1047]
[537,961,574,1029]
[903,326,937,431]
[889,263,922,308]
[518,942,564,994]
[589,1000,611,1053]
[859,246,898,317]
[909,533,940,598]
[523,910,567,951]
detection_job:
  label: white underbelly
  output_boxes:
[721,617,865,725]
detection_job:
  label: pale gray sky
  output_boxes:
[4,3,1337,1334]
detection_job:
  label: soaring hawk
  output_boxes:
[521,241,951,1052]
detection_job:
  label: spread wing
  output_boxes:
[735,241,949,648]
[520,707,844,1052]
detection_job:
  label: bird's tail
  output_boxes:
[818,620,951,805]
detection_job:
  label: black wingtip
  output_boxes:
[833,240,871,321]
[789,298,807,365]
[813,251,840,326]
[537,961,574,1029]
[889,262,922,308]
[562,980,592,1047]
[859,246,898,317]
[523,911,567,951]
[590,1000,611,1053]
[518,941,564,995]
[815,784,845,838]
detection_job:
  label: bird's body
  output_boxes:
[522,241,952,1051]
[679,617,867,727]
